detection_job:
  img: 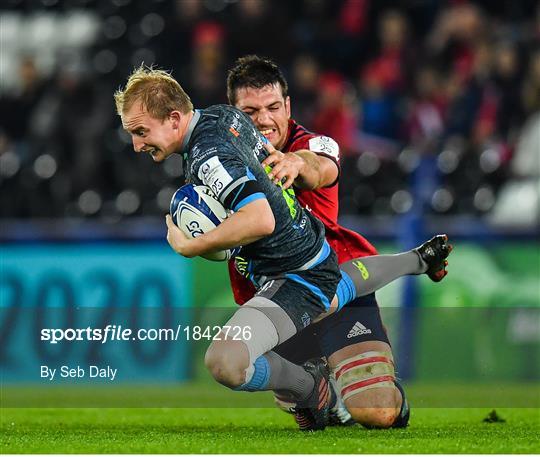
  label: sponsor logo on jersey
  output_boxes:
[252,128,266,160]
[189,147,218,176]
[198,156,234,197]
[293,215,307,230]
[234,256,249,278]
[231,112,241,126]
[264,164,298,219]
[228,112,242,137]
[301,312,311,328]
[347,321,372,338]
[308,136,340,160]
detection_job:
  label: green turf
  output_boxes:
[1,384,539,454]
[3,381,539,408]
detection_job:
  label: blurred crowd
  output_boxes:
[1,0,539,225]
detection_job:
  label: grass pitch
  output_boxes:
[1,383,539,454]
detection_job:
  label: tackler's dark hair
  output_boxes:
[227,55,288,104]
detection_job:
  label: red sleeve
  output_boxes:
[289,134,341,188]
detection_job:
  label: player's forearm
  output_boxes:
[292,150,323,190]
[184,200,275,257]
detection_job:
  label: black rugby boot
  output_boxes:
[415,234,453,282]
[293,359,331,431]
[391,381,410,428]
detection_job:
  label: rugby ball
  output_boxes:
[169,184,236,261]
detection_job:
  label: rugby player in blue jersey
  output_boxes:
[114,66,451,430]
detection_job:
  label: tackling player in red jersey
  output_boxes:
[226,56,451,430]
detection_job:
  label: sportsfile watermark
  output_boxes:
[40,324,252,344]
[1,306,539,408]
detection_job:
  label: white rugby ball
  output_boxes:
[169,184,236,261]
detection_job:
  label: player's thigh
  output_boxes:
[224,269,333,365]
[318,293,398,409]
[316,293,390,359]
[328,340,398,409]
[273,292,386,366]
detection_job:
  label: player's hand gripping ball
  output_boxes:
[169,184,238,261]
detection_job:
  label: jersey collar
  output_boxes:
[181,109,201,159]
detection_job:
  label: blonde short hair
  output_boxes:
[114,65,193,120]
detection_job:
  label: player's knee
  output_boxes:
[204,341,249,388]
[344,387,401,428]
[204,349,245,388]
[334,351,400,428]
[347,405,399,429]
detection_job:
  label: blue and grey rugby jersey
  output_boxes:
[181,104,329,279]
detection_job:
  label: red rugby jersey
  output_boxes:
[228,119,378,305]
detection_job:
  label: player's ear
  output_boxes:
[169,111,181,129]
[285,96,291,118]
